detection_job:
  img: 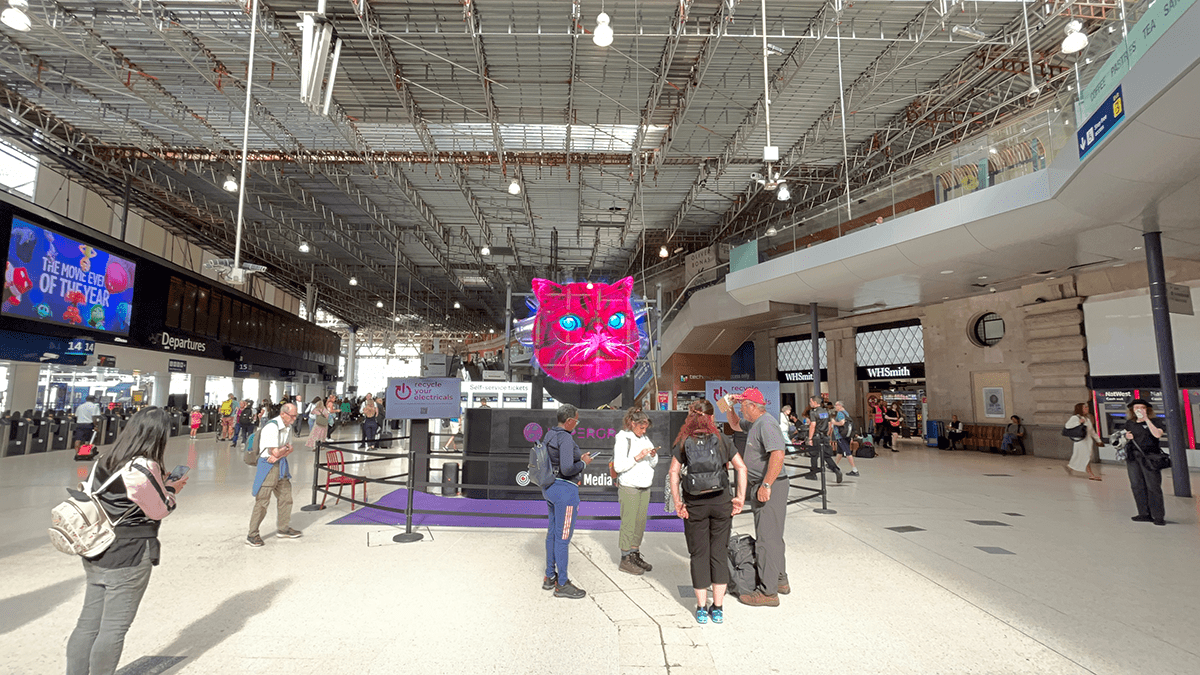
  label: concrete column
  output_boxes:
[347,327,358,393]
[8,363,43,411]
[825,326,859,417]
[151,374,169,408]
[189,375,207,409]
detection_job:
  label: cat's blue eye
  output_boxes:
[608,312,627,329]
[559,314,582,331]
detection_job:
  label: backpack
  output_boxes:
[855,439,877,458]
[244,419,280,466]
[527,430,557,490]
[237,406,254,426]
[838,415,855,440]
[48,461,134,557]
[681,434,729,496]
[727,533,757,596]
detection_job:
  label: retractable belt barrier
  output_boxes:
[302,432,835,536]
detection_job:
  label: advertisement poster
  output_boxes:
[386,377,462,419]
[705,380,781,423]
[983,387,1006,418]
[657,391,669,411]
[2,218,137,335]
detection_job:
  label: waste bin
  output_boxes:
[441,462,460,497]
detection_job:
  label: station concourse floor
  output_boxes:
[1,431,1198,675]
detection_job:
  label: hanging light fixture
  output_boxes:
[658,245,669,258]
[480,245,491,256]
[593,12,613,47]
[1,0,31,32]
[1062,20,1088,54]
[765,226,777,236]
[349,276,358,286]
[776,184,790,201]
[453,301,461,309]
[298,240,310,253]
[376,300,384,308]
[222,175,238,192]
[950,24,988,41]
[507,179,521,195]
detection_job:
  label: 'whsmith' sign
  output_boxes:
[857,363,925,380]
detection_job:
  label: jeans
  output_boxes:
[362,419,379,447]
[66,555,153,675]
[542,479,580,584]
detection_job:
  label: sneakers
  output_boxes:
[1131,515,1154,522]
[276,527,303,538]
[737,591,780,607]
[631,551,653,572]
[246,534,264,547]
[848,470,860,476]
[1154,520,1167,526]
[777,575,791,595]
[695,606,709,624]
[708,606,724,624]
[554,581,587,599]
[542,574,557,590]
[619,556,645,576]
[835,470,844,484]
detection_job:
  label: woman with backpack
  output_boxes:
[612,407,658,576]
[65,407,188,675]
[669,399,748,625]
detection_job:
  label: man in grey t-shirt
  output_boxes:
[731,388,789,606]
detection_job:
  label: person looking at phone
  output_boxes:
[613,408,658,576]
[1123,398,1167,526]
[246,403,302,547]
[66,407,188,675]
[541,404,594,599]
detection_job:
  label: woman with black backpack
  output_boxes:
[65,407,188,675]
[669,399,747,625]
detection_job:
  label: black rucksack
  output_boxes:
[237,406,254,426]
[527,429,558,490]
[681,433,729,496]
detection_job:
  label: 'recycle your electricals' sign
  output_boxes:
[386,377,462,419]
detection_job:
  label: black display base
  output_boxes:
[300,504,326,512]
[813,508,837,514]
[393,532,424,543]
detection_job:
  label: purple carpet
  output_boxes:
[329,488,684,532]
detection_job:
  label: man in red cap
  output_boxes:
[730,387,789,606]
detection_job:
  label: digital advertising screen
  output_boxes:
[2,217,136,336]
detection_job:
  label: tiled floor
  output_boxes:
[2,434,1198,675]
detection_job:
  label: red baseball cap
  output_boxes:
[733,388,766,405]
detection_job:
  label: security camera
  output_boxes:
[749,172,764,182]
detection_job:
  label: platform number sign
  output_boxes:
[65,338,95,355]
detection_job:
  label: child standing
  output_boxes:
[189,406,203,439]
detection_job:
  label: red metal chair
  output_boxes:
[322,449,367,510]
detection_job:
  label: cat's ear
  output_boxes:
[612,276,634,295]
[531,278,564,298]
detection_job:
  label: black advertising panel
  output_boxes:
[2,217,137,335]
[464,409,684,501]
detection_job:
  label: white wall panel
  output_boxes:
[1083,285,1200,376]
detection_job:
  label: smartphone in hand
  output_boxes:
[167,465,190,482]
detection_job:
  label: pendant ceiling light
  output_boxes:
[1,0,31,32]
[593,12,613,47]
[1062,20,1089,54]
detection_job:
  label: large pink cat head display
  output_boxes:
[531,277,641,384]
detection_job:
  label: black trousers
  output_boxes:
[683,500,733,589]
[1126,459,1165,522]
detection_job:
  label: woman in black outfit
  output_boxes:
[670,399,748,625]
[882,403,902,451]
[1123,398,1168,526]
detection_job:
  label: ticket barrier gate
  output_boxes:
[27,413,50,453]
[168,410,182,436]
[2,416,31,456]
[50,414,73,451]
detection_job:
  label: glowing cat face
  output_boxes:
[531,277,639,384]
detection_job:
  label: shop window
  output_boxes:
[970,312,1005,347]
[776,335,827,371]
[856,324,924,366]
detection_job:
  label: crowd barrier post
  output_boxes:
[300,440,327,512]
[393,418,426,543]
[813,446,836,515]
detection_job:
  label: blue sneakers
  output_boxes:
[708,606,723,624]
[695,606,708,624]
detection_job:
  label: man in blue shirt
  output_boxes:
[541,404,596,599]
[832,400,860,477]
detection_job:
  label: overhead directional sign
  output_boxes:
[1078,86,1124,160]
